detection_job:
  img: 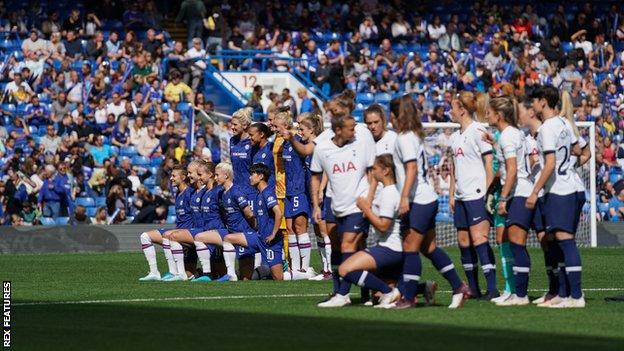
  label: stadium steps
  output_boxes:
[161,19,187,45]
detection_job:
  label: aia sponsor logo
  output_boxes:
[332,162,357,174]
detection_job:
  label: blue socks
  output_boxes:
[551,240,569,298]
[343,270,392,294]
[544,241,559,296]
[337,253,354,296]
[558,239,583,299]
[460,246,481,295]
[402,252,422,301]
[425,247,462,290]
[510,243,531,298]
[475,243,498,293]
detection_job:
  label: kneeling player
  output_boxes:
[138,164,196,281]
[337,155,402,308]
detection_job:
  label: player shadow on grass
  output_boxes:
[15,302,624,351]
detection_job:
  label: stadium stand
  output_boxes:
[0,0,622,226]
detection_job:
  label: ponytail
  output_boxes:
[560,90,580,138]
[390,94,424,139]
[489,96,518,128]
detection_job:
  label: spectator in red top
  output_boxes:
[512,16,532,39]
[603,137,617,167]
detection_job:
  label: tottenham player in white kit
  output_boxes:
[526,86,585,308]
[485,97,535,306]
[311,109,376,308]
[390,95,470,309]
[449,91,499,300]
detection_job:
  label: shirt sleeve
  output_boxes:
[539,123,557,153]
[265,191,278,209]
[235,188,249,209]
[396,133,419,163]
[474,126,493,155]
[310,147,323,173]
[500,133,518,160]
[378,188,399,219]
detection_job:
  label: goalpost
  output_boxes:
[417,121,597,248]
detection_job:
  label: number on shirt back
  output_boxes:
[293,196,299,208]
[557,145,569,176]
[266,249,274,260]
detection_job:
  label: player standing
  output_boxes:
[391,95,469,309]
[449,91,499,300]
[484,97,534,306]
[230,107,256,201]
[312,105,376,307]
[526,86,585,308]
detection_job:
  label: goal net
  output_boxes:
[365,122,597,248]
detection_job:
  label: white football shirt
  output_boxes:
[311,126,375,217]
[568,130,587,193]
[496,126,533,197]
[449,121,493,201]
[373,185,403,252]
[537,116,578,196]
[393,131,438,204]
[375,130,397,156]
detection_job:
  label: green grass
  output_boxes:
[4,248,624,350]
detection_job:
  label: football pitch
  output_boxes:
[4,247,624,350]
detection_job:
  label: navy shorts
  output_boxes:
[505,196,535,231]
[453,197,491,230]
[261,236,284,268]
[336,212,369,235]
[400,201,438,234]
[284,193,311,218]
[532,197,545,233]
[157,227,172,235]
[322,196,336,223]
[365,245,403,281]
[574,191,586,233]
[236,231,262,258]
[543,193,579,234]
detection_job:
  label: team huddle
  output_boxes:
[138,86,589,309]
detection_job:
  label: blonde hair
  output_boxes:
[489,96,518,127]
[300,113,324,136]
[274,109,294,128]
[475,92,490,123]
[560,90,580,138]
[216,162,233,179]
[232,107,253,128]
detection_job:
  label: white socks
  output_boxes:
[162,238,178,275]
[288,234,301,271]
[298,233,312,271]
[283,270,312,280]
[140,233,159,275]
[318,235,332,272]
[170,241,186,278]
[222,242,237,277]
[194,241,211,274]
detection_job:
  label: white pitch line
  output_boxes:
[14,288,624,307]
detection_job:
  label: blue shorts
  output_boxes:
[400,201,438,234]
[365,245,403,281]
[532,197,545,233]
[261,235,284,268]
[543,193,579,234]
[237,231,261,258]
[453,197,491,230]
[336,212,369,235]
[322,196,336,223]
[574,191,586,233]
[505,196,535,231]
[157,227,171,235]
[284,193,311,218]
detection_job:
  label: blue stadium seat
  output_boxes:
[95,197,107,207]
[86,207,97,217]
[120,146,138,157]
[144,178,156,187]
[131,155,150,166]
[352,109,364,122]
[56,217,70,225]
[166,215,176,224]
[435,212,452,223]
[356,92,374,104]
[28,126,38,134]
[168,205,176,215]
[76,197,95,207]
[110,145,119,155]
[374,93,392,104]
[40,217,56,226]
[151,157,163,166]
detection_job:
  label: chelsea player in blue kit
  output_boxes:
[230,108,257,203]
[139,165,195,281]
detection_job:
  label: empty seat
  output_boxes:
[95,197,107,207]
[56,217,70,225]
[75,197,95,207]
[131,155,150,166]
[40,217,56,226]
[120,146,138,157]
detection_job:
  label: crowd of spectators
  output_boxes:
[0,0,624,225]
